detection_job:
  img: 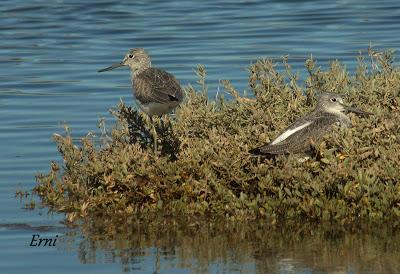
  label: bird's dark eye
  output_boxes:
[129,54,134,58]
[330,97,337,102]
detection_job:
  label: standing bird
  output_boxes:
[250,92,371,155]
[98,48,184,151]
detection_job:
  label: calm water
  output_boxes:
[1,0,400,273]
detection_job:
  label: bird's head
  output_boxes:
[317,92,371,116]
[98,48,151,73]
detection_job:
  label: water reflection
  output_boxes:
[60,216,400,273]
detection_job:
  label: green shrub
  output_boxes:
[33,50,400,223]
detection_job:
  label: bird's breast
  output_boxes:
[136,100,179,116]
[337,112,352,128]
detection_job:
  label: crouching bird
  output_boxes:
[250,92,371,156]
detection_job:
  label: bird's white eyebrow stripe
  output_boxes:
[271,121,312,145]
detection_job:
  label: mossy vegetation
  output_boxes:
[33,50,400,223]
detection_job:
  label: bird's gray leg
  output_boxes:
[150,116,157,153]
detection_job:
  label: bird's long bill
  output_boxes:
[98,62,124,72]
[344,105,372,116]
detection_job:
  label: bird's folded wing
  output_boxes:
[254,113,339,155]
[134,68,183,105]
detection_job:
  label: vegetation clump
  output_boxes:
[33,50,400,223]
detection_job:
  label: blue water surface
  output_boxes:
[1,0,400,273]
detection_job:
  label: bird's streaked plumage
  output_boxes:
[251,92,371,155]
[98,48,184,116]
[98,48,184,152]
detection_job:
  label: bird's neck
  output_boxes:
[338,112,351,127]
[325,108,351,127]
[130,62,151,81]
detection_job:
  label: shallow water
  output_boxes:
[1,0,400,273]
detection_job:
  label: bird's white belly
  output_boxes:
[136,100,178,116]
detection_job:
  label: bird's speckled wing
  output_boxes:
[133,67,184,105]
[254,112,339,155]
